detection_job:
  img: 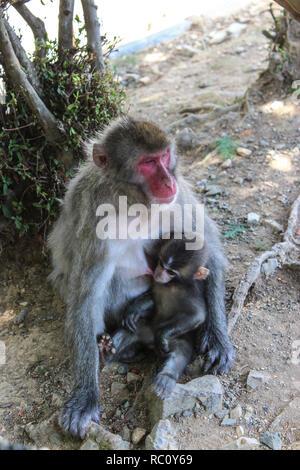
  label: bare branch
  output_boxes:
[81,0,105,74]
[3,17,41,92]
[0,14,65,143]
[10,0,47,58]
[228,193,300,333]
[58,0,74,61]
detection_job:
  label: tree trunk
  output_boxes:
[58,0,75,61]
[81,0,105,74]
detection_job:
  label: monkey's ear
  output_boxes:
[93,144,109,167]
[194,267,209,280]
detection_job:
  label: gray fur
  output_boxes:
[48,116,234,439]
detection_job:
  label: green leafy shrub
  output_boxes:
[0,38,125,238]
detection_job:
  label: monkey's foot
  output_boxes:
[154,373,176,399]
[198,330,235,375]
[98,334,116,363]
[59,391,99,440]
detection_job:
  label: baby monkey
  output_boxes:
[111,236,209,398]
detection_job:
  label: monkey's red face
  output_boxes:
[137,149,177,204]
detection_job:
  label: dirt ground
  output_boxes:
[0,0,299,450]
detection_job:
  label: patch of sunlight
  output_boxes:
[269,154,292,172]
[138,92,164,103]
[144,51,168,63]
[260,100,297,116]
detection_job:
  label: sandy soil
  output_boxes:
[0,0,299,450]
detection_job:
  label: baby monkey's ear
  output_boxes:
[194,267,210,280]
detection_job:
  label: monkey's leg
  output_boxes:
[156,313,204,354]
[197,253,235,374]
[154,337,193,399]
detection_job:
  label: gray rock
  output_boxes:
[87,422,130,450]
[219,437,260,450]
[247,370,270,390]
[264,219,284,233]
[221,159,232,169]
[176,44,199,57]
[139,76,151,86]
[111,382,129,400]
[205,185,222,196]
[127,372,140,383]
[117,364,129,375]
[145,419,178,450]
[247,212,260,225]
[131,427,146,445]
[226,23,247,38]
[261,258,278,277]
[25,412,62,448]
[208,30,230,45]
[80,439,99,450]
[230,405,243,420]
[221,417,237,426]
[121,426,131,442]
[214,409,229,419]
[146,375,223,426]
[260,431,282,450]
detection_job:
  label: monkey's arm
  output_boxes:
[122,290,154,333]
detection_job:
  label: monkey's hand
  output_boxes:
[156,331,171,355]
[59,389,99,440]
[154,373,176,399]
[197,328,235,375]
[122,311,140,333]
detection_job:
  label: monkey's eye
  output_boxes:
[144,159,156,165]
[166,268,176,276]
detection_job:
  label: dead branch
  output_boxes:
[0,14,65,143]
[228,193,300,333]
[3,17,41,92]
[11,0,47,58]
[81,0,105,74]
[58,0,75,61]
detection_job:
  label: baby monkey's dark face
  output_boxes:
[153,239,209,284]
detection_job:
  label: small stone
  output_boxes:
[176,44,199,57]
[236,425,244,437]
[205,185,222,196]
[87,422,130,450]
[233,176,244,185]
[214,409,229,419]
[221,159,232,169]
[221,417,237,426]
[247,370,269,390]
[139,76,151,86]
[230,405,242,420]
[260,431,282,450]
[236,147,252,157]
[145,420,178,450]
[111,382,129,400]
[247,212,260,225]
[208,30,230,45]
[261,258,278,277]
[80,439,99,450]
[264,219,284,233]
[131,427,146,445]
[121,426,131,442]
[219,437,260,450]
[226,22,247,38]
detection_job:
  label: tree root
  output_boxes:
[228,193,300,333]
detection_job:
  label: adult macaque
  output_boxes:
[114,236,210,398]
[48,117,234,439]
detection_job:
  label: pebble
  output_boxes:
[208,30,230,45]
[205,185,222,196]
[111,382,129,401]
[226,22,247,38]
[131,427,146,445]
[264,219,283,233]
[176,127,199,150]
[176,44,199,57]
[139,76,151,86]
[262,258,278,277]
[247,212,260,225]
[117,364,129,375]
[219,437,260,450]
[145,420,178,450]
[236,426,244,437]
[221,159,232,169]
[80,439,99,450]
[247,370,269,390]
[214,409,229,419]
[121,426,131,442]
[260,431,282,450]
[127,372,140,383]
[221,417,237,426]
[230,405,242,420]
[236,147,252,157]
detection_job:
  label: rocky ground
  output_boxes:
[0,0,300,450]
